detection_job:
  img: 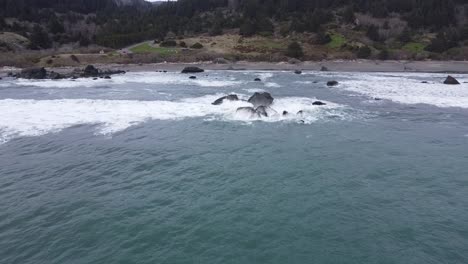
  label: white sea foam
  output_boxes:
[265,82,281,88]
[0,95,351,143]
[15,72,244,88]
[243,88,266,93]
[341,73,468,108]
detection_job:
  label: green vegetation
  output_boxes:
[327,33,346,49]
[402,42,426,53]
[130,43,177,56]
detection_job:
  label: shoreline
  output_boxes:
[2,60,468,75]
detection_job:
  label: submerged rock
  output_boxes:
[327,80,339,86]
[294,70,302,74]
[297,110,304,116]
[236,107,259,118]
[181,66,204,73]
[312,101,326,106]
[248,92,274,108]
[320,66,329,71]
[189,76,197,79]
[444,75,460,85]
[212,94,239,105]
[255,106,269,117]
[254,78,261,82]
[282,111,289,116]
[18,67,47,79]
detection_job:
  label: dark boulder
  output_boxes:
[212,94,239,105]
[320,66,329,71]
[104,76,111,79]
[189,76,197,79]
[421,81,428,84]
[181,66,204,73]
[327,80,339,86]
[248,92,274,108]
[282,111,289,116]
[294,70,302,74]
[255,106,269,117]
[254,78,261,82]
[312,101,326,106]
[19,67,47,79]
[83,65,99,77]
[444,75,460,85]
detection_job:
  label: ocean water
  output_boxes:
[0,70,468,264]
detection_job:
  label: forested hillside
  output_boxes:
[1,0,468,62]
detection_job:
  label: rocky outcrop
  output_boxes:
[212,94,239,105]
[48,71,63,80]
[18,67,47,79]
[181,66,204,73]
[248,92,274,108]
[81,65,125,78]
[327,80,339,86]
[17,65,125,79]
[444,75,460,85]
[83,65,99,77]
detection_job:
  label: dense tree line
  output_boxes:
[0,0,467,52]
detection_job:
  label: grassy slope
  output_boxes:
[129,43,178,55]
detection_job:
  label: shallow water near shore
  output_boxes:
[1,70,468,263]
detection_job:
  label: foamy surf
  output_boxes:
[339,73,468,108]
[14,72,244,88]
[0,95,352,143]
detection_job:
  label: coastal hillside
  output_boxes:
[1,0,468,66]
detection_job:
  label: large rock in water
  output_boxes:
[19,67,47,79]
[248,92,274,108]
[212,94,239,105]
[444,75,460,85]
[327,80,339,86]
[181,66,204,73]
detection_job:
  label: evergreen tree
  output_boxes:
[357,46,372,58]
[29,25,52,49]
[366,25,380,42]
